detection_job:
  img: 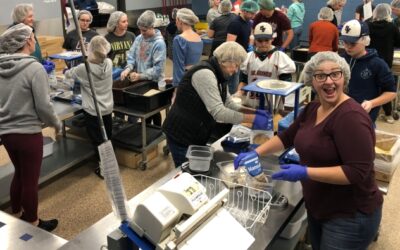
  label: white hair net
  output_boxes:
[318,7,334,21]
[137,10,156,28]
[300,51,351,91]
[171,8,179,20]
[107,11,126,33]
[392,0,400,8]
[177,8,199,26]
[11,4,33,24]
[219,0,232,15]
[78,10,93,24]
[213,41,248,65]
[373,3,392,22]
[0,23,33,54]
[327,0,346,6]
[87,36,111,63]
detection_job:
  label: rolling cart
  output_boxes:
[113,105,170,170]
[391,52,400,120]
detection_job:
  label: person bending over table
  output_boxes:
[235,51,382,250]
[163,41,271,167]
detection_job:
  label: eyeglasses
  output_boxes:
[313,71,343,82]
[79,19,91,23]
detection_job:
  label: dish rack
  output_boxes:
[193,175,272,235]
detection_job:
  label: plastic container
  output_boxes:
[186,145,213,173]
[280,204,307,239]
[43,136,55,158]
[246,170,276,201]
[217,161,247,188]
[123,81,174,112]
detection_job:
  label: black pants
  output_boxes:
[83,111,113,160]
[382,102,392,116]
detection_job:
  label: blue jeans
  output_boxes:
[307,206,382,250]
[290,26,303,49]
[166,136,188,168]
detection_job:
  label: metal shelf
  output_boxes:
[0,137,93,204]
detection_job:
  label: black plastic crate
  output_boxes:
[123,81,174,112]
[291,46,309,63]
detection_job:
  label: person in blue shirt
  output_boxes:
[340,20,396,123]
[120,10,166,126]
[172,8,203,86]
[287,0,305,49]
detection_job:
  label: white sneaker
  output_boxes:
[384,115,395,124]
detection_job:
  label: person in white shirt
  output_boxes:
[236,22,295,104]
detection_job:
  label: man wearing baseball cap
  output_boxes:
[253,0,293,51]
[341,19,396,123]
[236,22,295,104]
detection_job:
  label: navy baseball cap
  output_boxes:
[340,20,369,43]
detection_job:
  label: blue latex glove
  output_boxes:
[252,111,269,130]
[272,164,308,182]
[278,47,286,52]
[42,60,55,74]
[247,44,254,52]
[233,150,262,176]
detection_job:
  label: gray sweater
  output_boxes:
[192,69,243,124]
[0,54,60,135]
[65,58,113,116]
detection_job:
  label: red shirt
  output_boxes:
[309,20,339,53]
[253,10,291,47]
[278,99,383,220]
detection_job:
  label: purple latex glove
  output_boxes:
[272,164,308,182]
[278,47,286,52]
[233,151,262,177]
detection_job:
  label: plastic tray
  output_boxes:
[112,79,141,105]
[123,81,174,112]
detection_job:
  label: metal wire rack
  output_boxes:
[193,175,272,235]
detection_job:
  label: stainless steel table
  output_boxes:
[60,136,303,250]
[0,211,67,250]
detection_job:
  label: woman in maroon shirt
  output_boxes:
[234,52,382,249]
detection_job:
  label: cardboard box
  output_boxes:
[375,130,400,162]
[37,36,66,72]
[375,170,395,183]
[115,146,158,169]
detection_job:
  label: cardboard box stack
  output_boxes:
[37,36,66,72]
[374,130,400,182]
